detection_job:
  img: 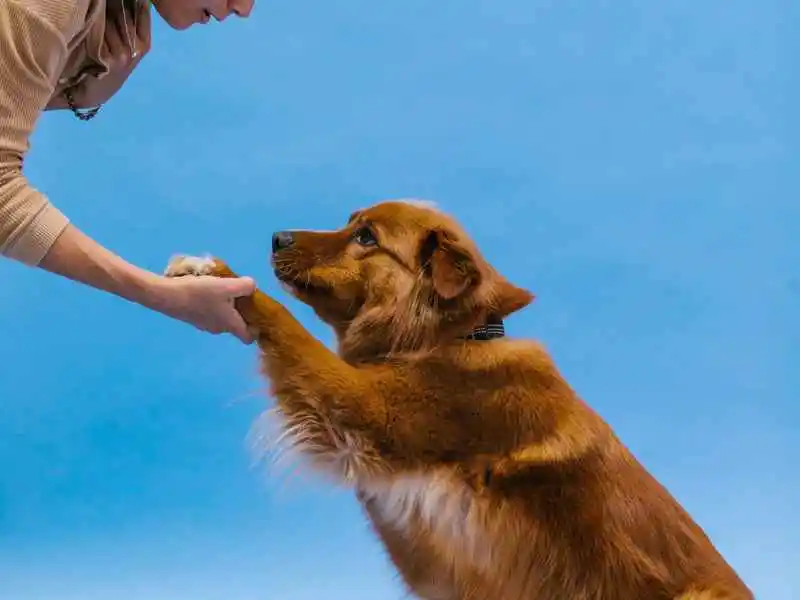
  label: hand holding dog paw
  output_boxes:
[152,274,256,344]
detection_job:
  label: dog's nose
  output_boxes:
[272,231,295,253]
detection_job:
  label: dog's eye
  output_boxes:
[353,226,378,247]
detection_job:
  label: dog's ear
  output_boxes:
[420,230,480,299]
[489,278,535,317]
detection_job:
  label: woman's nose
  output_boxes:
[229,0,254,18]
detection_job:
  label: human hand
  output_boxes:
[69,1,152,108]
[150,273,256,344]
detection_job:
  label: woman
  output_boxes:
[0,0,256,342]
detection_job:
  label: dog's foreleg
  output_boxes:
[164,255,595,476]
[165,255,390,477]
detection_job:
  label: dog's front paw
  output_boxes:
[164,254,221,278]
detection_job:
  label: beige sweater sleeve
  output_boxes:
[0,0,87,266]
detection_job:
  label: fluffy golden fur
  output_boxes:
[165,199,752,600]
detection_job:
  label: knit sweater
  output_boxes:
[0,0,111,266]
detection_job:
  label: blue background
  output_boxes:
[1,1,796,598]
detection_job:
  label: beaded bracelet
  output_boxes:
[64,87,102,121]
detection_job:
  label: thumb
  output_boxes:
[223,276,256,297]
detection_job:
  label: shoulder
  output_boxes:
[5,0,95,42]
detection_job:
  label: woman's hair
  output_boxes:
[106,0,141,20]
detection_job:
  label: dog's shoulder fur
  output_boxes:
[165,199,753,600]
[349,338,741,599]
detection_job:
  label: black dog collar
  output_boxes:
[464,316,505,341]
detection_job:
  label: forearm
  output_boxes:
[0,169,165,308]
[180,260,389,453]
[239,289,383,423]
[235,286,508,466]
[200,260,494,463]
[39,223,166,309]
[233,289,394,474]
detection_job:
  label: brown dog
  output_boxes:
[164,199,752,600]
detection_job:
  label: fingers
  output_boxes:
[136,0,152,44]
[134,1,152,57]
[201,276,256,343]
[228,314,256,345]
[103,13,125,55]
[104,3,151,60]
[165,274,258,344]
[221,277,256,343]
[223,276,257,298]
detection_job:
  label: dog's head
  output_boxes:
[271,199,533,360]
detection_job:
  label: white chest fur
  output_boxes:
[356,472,481,549]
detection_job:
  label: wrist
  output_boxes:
[121,268,178,312]
[38,224,186,317]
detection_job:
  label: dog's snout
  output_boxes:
[272,231,295,253]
